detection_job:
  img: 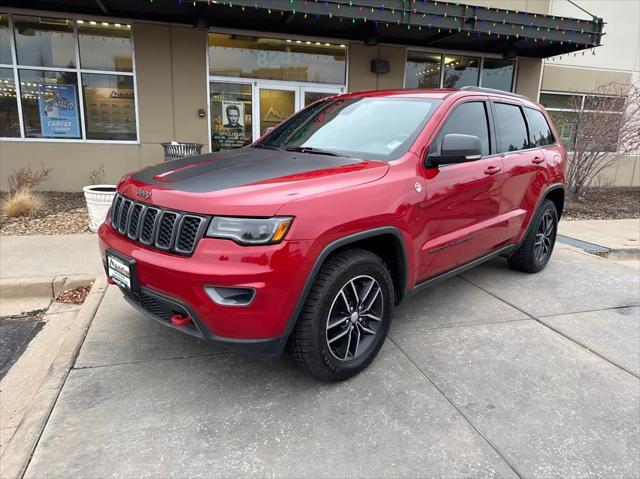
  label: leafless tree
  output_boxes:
[564,82,640,198]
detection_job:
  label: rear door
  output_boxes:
[417,99,504,281]
[492,101,549,245]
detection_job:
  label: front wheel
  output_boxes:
[287,249,394,381]
[508,199,558,273]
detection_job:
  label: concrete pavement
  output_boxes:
[21,245,640,479]
[558,219,640,259]
[0,234,103,280]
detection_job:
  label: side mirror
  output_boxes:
[428,134,482,166]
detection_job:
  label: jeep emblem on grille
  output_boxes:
[137,188,152,200]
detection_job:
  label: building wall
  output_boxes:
[0,22,209,192]
[540,0,640,188]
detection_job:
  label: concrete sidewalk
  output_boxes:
[18,245,640,478]
[0,234,103,281]
[559,219,640,259]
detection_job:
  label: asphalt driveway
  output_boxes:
[23,245,640,478]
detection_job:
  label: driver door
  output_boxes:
[417,99,504,281]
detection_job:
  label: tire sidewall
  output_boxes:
[312,255,394,378]
[531,201,558,269]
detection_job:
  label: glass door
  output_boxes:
[256,83,297,138]
[209,80,254,151]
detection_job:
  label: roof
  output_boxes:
[6,0,604,58]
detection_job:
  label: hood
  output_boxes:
[119,147,389,216]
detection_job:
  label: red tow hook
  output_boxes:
[170,314,192,327]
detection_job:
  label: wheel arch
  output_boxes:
[544,184,565,220]
[279,227,409,352]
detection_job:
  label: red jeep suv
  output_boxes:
[99,87,566,380]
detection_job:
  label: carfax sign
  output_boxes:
[37,84,80,138]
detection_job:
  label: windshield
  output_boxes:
[256,97,442,161]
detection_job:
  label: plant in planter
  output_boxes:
[83,165,116,232]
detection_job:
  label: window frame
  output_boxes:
[404,49,518,93]
[0,11,139,144]
[540,90,624,152]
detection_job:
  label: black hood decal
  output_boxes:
[132,148,364,193]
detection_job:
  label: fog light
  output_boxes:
[204,286,255,306]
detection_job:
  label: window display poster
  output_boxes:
[37,84,80,138]
[212,100,248,150]
[83,87,136,136]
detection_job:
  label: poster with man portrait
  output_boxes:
[222,101,245,132]
[212,100,248,151]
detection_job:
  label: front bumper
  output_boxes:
[98,221,317,356]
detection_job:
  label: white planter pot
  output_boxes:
[83,184,117,233]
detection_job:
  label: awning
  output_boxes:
[6,0,604,58]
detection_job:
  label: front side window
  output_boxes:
[524,108,554,147]
[429,102,490,157]
[494,103,529,152]
[1,13,137,141]
[258,97,441,161]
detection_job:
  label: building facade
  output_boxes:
[0,0,603,191]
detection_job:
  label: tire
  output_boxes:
[287,248,394,381]
[508,199,558,273]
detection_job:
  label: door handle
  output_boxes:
[484,166,501,175]
[532,156,545,164]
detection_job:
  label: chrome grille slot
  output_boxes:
[155,211,180,250]
[127,204,144,239]
[139,207,160,245]
[175,216,205,254]
[109,194,207,256]
[118,199,133,234]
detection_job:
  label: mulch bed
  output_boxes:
[55,284,93,305]
[0,191,91,236]
[564,187,640,221]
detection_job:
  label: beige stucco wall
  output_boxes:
[465,0,551,15]
[0,22,209,192]
[542,65,632,93]
[514,57,544,100]
[347,43,406,92]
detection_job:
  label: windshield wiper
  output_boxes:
[284,146,347,157]
[252,143,281,150]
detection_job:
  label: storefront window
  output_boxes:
[13,15,76,68]
[259,88,295,135]
[481,59,514,92]
[19,69,81,138]
[79,22,132,72]
[82,74,136,140]
[208,33,346,85]
[210,82,253,151]
[442,55,480,88]
[1,14,11,65]
[304,91,335,106]
[0,67,19,137]
[405,52,441,89]
[1,13,137,141]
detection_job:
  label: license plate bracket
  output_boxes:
[106,250,140,293]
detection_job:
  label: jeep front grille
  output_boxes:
[109,194,208,255]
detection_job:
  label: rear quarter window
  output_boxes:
[524,107,555,147]
[494,102,529,152]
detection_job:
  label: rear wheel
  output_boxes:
[508,199,558,273]
[287,249,393,381]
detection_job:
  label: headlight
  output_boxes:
[205,216,293,245]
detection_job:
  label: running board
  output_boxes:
[410,244,517,295]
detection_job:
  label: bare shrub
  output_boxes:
[7,164,53,194]
[564,82,640,198]
[88,165,106,185]
[1,189,44,218]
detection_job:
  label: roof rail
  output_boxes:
[459,86,529,101]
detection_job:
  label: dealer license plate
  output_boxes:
[107,253,132,290]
